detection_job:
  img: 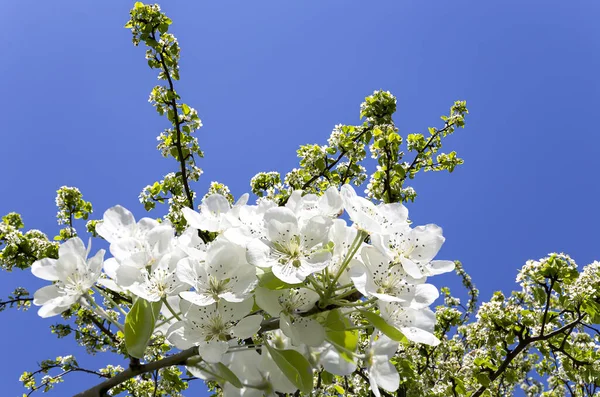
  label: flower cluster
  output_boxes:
[30,185,455,396]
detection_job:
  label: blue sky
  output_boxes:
[1,1,599,395]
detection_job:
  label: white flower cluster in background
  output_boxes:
[31,185,455,396]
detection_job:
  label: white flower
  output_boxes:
[350,245,421,302]
[340,184,409,235]
[31,237,104,318]
[379,301,440,346]
[255,287,319,317]
[123,251,190,302]
[285,186,343,225]
[371,224,455,279]
[365,335,400,397]
[167,299,262,363]
[223,199,276,247]
[255,287,324,347]
[176,227,207,260]
[327,219,363,286]
[96,205,160,244]
[177,238,258,306]
[182,193,248,233]
[318,342,357,376]
[246,207,332,284]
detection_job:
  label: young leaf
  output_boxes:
[265,343,313,394]
[326,328,358,363]
[360,310,408,343]
[215,362,243,388]
[124,298,162,359]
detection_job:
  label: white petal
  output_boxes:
[429,260,455,276]
[97,278,123,293]
[58,237,86,259]
[167,322,194,350]
[246,239,273,268]
[372,334,399,358]
[266,219,298,246]
[54,253,85,280]
[38,302,71,318]
[219,265,258,302]
[115,265,143,288]
[96,205,136,244]
[199,340,229,363]
[272,262,303,284]
[204,194,231,215]
[31,258,59,281]
[176,257,204,287]
[320,345,356,376]
[182,207,207,231]
[219,299,253,323]
[136,217,160,238]
[401,326,440,346]
[231,314,262,339]
[284,315,325,347]
[399,256,424,279]
[103,257,120,280]
[179,291,215,306]
[349,262,372,297]
[318,186,343,217]
[301,216,331,248]
[33,285,61,305]
[146,225,175,255]
[408,225,445,263]
[371,360,400,393]
[361,245,392,282]
[412,284,439,309]
[254,287,284,317]
[110,238,146,263]
[87,249,105,276]
[264,206,298,226]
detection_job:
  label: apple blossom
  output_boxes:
[31,237,104,318]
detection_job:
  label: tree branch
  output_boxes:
[150,31,194,211]
[0,297,32,310]
[73,346,199,397]
[471,315,584,397]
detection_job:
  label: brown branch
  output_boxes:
[298,127,371,192]
[25,367,108,396]
[150,31,194,211]
[0,297,32,309]
[73,346,199,397]
[403,123,451,180]
[471,315,584,397]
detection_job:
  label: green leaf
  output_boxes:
[321,370,334,385]
[452,376,466,395]
[326,328,358,363]
[182,104,191,115]
[265,343,313,394]
[323,309,347,331]
[124,298,162,359]
[215,362,243,388]
[360,310,408,343]
[334,385,345,394]
[475,373,491,387]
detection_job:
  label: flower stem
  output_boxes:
[321,230,367,306]
[82,295,124,332]
[162,298,182,321]
[93,287,128,317]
